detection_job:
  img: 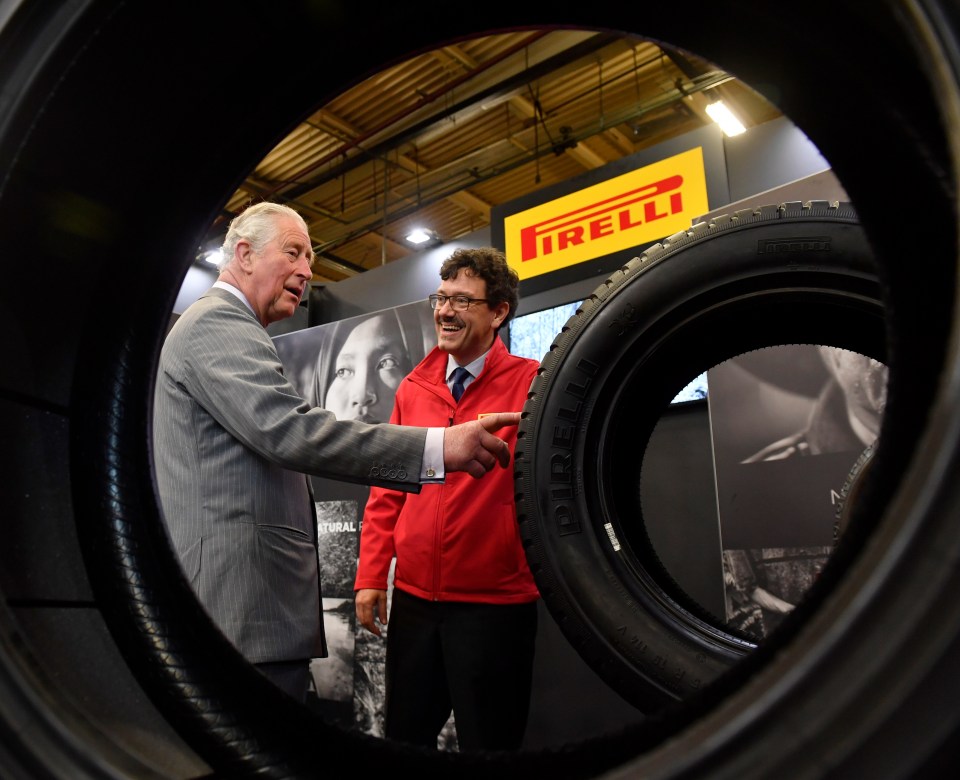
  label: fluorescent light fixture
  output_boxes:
[705,101,746,137]
[405,228,433,244]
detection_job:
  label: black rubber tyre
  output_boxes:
[1,2,958,779]
[515,201,886,712]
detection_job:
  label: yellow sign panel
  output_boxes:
[504,147,709,280]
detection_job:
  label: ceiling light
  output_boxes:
[405,228,434,245]
[203,249,224,266]
[705,101,746,137]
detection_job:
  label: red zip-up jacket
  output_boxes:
[355,338,540,604]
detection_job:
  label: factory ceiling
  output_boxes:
[207,29,781,284]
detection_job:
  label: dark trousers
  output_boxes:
[384,588,538,752]
[254,659,310,703]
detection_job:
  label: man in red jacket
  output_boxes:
[354,247,540,751]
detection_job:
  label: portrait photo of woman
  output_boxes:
[312,305,434,423]
[273,300,435,424]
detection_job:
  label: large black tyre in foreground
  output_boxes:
[1,2,958,778]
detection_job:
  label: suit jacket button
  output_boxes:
[426,468,436,478]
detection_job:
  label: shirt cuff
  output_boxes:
[420,427,445,483]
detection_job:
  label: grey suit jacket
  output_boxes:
[153,288,426,664]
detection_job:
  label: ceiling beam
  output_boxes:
[446,190,492,220]
[565,138,609,170]
[436,43,477,71]
[603,126,636,156]
[309,109,363,142]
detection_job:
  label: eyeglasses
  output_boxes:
[428,293,490,311]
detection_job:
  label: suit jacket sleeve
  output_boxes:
[163,292,426,492]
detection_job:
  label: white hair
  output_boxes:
[219,202,309,271]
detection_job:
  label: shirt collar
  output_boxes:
[446,349,488,382]
[213,280,255,315]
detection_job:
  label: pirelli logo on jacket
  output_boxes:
[504,147,709,280]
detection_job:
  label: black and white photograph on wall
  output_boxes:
[351,558,393,738]
[274,302,435,420]
[707,345,888,640]
[273,302,437,735]
[305,500,360,726]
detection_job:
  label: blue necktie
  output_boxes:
[450,366,471,403]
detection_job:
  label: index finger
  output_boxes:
[477,411,521,431]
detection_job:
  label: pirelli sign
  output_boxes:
[504,147,709,280]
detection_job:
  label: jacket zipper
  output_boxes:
[431,411,455,599]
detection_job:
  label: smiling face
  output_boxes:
[325,314,410,422]
[433,269,508,365]
[232,215,313,326]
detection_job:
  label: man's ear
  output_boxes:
[493,301,510,327]
[234,239,255,273]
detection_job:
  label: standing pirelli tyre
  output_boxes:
[515,201,886,711]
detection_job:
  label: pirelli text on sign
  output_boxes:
[504,147,709,280]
